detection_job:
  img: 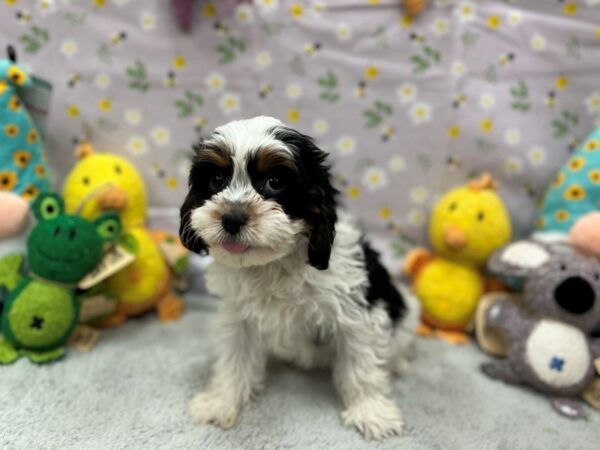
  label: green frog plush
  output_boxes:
[0,193,120,364]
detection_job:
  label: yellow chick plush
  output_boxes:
[403,173,511,344]
[62,143,184,327]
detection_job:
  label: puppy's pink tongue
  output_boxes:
[223,242,249,254]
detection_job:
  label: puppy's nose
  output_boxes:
[554,276,595,315]
[221,210,249,235]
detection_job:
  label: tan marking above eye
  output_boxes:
[254,147,295,173]
[196,145,231,169]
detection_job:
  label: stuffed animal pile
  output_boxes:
[481,239,600,419]
[0,193,121,364]
[62,143,185,327]
[404,173,512,343]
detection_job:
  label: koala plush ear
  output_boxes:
[32,193,64,222]
[95,213,121,243]
[488,239,552,278]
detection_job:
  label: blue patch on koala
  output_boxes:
[549,356,565,372]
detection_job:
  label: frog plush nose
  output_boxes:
[554,276,595,315]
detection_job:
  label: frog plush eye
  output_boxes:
[95,213,121,242]
[32,193,64,221]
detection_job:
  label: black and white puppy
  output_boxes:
[179,116,419,440]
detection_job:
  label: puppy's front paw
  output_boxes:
[342,395,404,440]
[189,390,240,429]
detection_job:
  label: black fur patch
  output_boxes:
[179,140,234,254]
[267,127,339,270]
[361,241,406,323]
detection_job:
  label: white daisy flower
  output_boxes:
[234,4,254,25]
[126,135,148,156]
[94,73,111,89]
[60,40,78,57]
[396,82,418,104]
[256,0,279,14]
[410,187,429,204]
[528,146,546,166]
[409,101,433,126]
[530,34,546,51]
[205,72,226,93]
[585,92,600,114]
[507,9,522,28]
[37,0,56,14]
[454,1,477,23]
[124,108,142,127]
[451,60,467,78]
[255,51,272,70]
[504,156,523,176]
[312,0,326,14]
[337,23,352,42]
[361,166,388,192]
[479,93,496,110]
[504,128,521,147]
[336,136,356,155]
[218,92,241,115]
[430,18,450,37]
[150,126,171,146]
[141,12,156,31]
[312,119,329,136]
[388,156,406,172]
[286,83,303,100]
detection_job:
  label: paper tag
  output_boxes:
[79,293,118,323]
[78,244,135,290]
[20,76,53,137]
[582,378,600,410]
[158,236,189,276]
[67,325,100,352]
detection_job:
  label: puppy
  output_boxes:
[179,116,419,440]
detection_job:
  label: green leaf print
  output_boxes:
[125,60,150,92]
[483,64,498,84]
[510,80,531,112]
[64,11,87,26]
[362,100,393,128]
[317,71,340,103]
[19,25,50,54]
[475,138,497,153]
[566,37,581,59]
[461,31,479,47]
[216,35,246,65]
[289,55,306,76]
[262,23,284,36]
[410,46,441,75]
[416,154,432,172]
[174,91,203,119]
[551,110,580,138]
[97,44,113,66]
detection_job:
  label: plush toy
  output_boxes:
[0,47,50,200]
[403,173,512,343]
[62,143,184,327]
[0,191,29,249]
[482,239,600,419]
[536,127,600,239]
[0,193,121,364]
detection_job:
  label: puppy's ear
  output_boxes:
[275,128,338,270]
[179,190,209,255]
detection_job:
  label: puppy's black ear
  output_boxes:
[179,190,209,255]
[275,128,338,270]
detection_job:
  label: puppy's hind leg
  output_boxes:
[190,303,266,429]
[391,284,421,376]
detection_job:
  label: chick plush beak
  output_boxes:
[443,225,467,251]
[98,186,128,211]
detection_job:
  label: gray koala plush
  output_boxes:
[483,239,600,419]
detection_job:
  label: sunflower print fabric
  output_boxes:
[0,58,50,200]
[537,128,600,233]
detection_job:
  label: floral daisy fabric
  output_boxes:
[1,0,600,270]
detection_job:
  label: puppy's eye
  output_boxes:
[208,173,225,192]
[263,175,285,195]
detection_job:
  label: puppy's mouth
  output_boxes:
[222,241,250,254]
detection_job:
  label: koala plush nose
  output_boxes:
[554,276,595,315]
[221,210,249,235]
